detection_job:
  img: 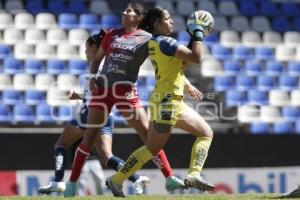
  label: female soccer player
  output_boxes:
[106,7,215,197]
[38,31,149,196]
[63,2,201,197]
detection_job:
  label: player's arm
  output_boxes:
[68,91,84,100]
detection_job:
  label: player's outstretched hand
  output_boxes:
[68,91,82,100]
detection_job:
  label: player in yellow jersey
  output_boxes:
[106,6,215,197]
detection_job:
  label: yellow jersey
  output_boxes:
[148,35,185,97]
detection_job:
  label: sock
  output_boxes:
[54,146,67,182]
[70,144,91,182]
[112,145,152,185]
[187,136,212,177]
[107,155,140,183]
[152,150,174,177]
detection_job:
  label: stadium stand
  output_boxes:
[0,0,298,134]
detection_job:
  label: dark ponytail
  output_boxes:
[86,29,107,48]
[140,6,165,33]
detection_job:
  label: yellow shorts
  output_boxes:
[149,92,185,126]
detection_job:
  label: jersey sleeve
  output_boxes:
[158,36,180,56]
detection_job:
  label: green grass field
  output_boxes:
[0,194,297,200]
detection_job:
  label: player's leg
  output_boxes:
[120,105,184,190]
[64,108,107,197]
[95,114,149,195]
[108,121,172,196]
[38,125,84,194]
[175,103,214,191]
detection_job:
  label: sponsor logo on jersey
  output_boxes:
[108,64,126,75]
[110,42,137,52]
[110,53,133,62]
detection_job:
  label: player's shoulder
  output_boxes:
[153,35,178,45]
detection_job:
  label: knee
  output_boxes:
[204,126,214,139]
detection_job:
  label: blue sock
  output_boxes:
[107,155,140,183]
[54,146,67,182]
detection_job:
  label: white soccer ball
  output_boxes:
[187,10,214,36]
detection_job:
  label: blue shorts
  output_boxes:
[69,104,114,136]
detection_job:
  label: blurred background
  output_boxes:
[0,0,300,196]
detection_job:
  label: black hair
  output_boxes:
[128,1,147,18]
[86,29,107,48]
[127,1,147,28]
[140,6,165,33]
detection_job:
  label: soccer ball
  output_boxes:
[187,10,214,36]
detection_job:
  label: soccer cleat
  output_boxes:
[132,175,150,195]
[63,181,76,197]
[165,176,186,192]
[281,186,300,198]
[184,174,215,192]
[106,176,125,197]
[38,181,66,194]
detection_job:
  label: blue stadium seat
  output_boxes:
[25,90,45,105]
[2,90,22,105]
[68,1,88,15]
[236,75,255,90]
[137,86,151,106]
[223,60,241,75]
[136,77,146,87]
[257,76,277,91]
[282,106,300,121]
[14,104,35,123]
[3,57,22,74]
[211,44,231,60]
[279,75,298,90]
[260,1,280,17]
[266,61,284,76]
[250,122,270,134]
[247,90,268,105]
[214,76,235,91]
[25,59,44,75]
[255,47,274,60]
[48,0,68,15]
[240,2,258,16]
[0,105,12,123]
[36,103,54,123]
[203,32,219,46]
[26,0,46,14]
[177,31,190,45]
[101,14,121,29]
[79,14,99,30]
[272,16,291,33]
[58,106,73,121]
[233,46,253,60]
[273,121,295,134]
[294,17,300,32]
[146,76,156,91]
[58,13,78,30]
[295,120,300,134]
[245,61,263,76]
[47,59,66,75]
[0,44,11,59]
[225,90,246,107]
[281,2,300,17]
[288,61,300,76]
[112,107,127,125]
[69,59,88,75]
